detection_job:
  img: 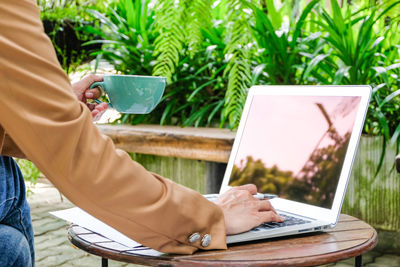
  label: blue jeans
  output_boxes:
[0,156,34,266]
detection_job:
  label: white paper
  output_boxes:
[50,207,164,256]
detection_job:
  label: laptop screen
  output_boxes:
[228,94,361,209]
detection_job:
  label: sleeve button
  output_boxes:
[201,234,211,247]
[188,233,201,243]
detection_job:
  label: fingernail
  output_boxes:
[279,216,285,221]
[85,92,94,98]
[93,113,101,122]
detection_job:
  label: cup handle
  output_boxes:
[90,81,105,93]
[90,81,112,107]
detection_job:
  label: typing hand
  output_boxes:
[214,184,284,235]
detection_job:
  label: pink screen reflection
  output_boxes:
[229,95,361,208]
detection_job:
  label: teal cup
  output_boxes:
[90,75,166,114]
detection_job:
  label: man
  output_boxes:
[0,0,282,265]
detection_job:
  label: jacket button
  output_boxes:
[188,233,201,243]
[201,234,211,247]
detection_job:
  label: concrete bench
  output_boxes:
[97,124,236,193]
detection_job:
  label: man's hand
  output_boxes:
[214,184,284,235]
[72,74,108,120]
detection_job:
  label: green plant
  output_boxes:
[149,0,229,127]
[38,0,107,73]
[182,0,213,59]
[219,0,322,128]
[84,0,157,125]
[131,22,228,127]
[245,0,321,85]
[151,0,185,83]
[15,159,41,194]
[86,0,228,127]
[221,0,253,129]
[84,0,155,75]
[314,0,400,174]
[158,41,227,127]
[85,0,400,138]
[151,0,214,83]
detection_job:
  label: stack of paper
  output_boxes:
[51,207,164,257]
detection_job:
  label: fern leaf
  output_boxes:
[152,0,185,83]
[223,0,254,129]
[182,0,213,58]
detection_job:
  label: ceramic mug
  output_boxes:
[90,75,166,114]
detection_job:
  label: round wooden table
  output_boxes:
[68,214,377,267]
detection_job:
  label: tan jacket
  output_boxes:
[0,0,226,254]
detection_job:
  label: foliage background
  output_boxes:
[78,0,400,132]
[31,0,400,180]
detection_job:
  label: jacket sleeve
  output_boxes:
[1,132,26,159]
[0,0,226,254]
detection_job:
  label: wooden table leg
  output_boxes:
[355,255,362,267]
[102,257,108,267]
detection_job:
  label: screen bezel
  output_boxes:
[219,85,371,224]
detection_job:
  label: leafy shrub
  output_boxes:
[85,0,228,127]
[38,0,108,73]
[314,0,400,173]
[86,0,400,136]
[15,159,41,194]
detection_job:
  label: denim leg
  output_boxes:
[0,156,34,266]
[0,224,32,267]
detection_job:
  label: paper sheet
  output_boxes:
[50,207,164,256]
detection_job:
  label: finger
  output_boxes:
[96,102,108,111]
[233,184,258,195]
[91,103,108,120]
[257,211,285,225]
[92,109,106,122]
[82,74,103,86]
[257,200,276,213]
[92,110,101,121]
[231,189,253,201]
[92,109,99,117]
[86,103,96,111]
[74,74,103,89]
[85,88,102,99]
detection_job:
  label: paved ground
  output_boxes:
[28,179,134,267]
[27,179,400,267]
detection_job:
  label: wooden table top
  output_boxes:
[68,214,377,267]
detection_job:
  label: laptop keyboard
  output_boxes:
[252,214,312,231]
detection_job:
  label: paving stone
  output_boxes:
[34,233,52,245]
[108,260,136,267]
[30,203,71,213]
[365,262,393,267]
[329,256,355,266]
[330,262,353,267]
[362,251,382,264]
[35,243,73,262]
[36,251,83,266]
[373,254,400,266]
[34,219,67,236]
[35,235,68,251]
[32,216,57,226]
[316,263,334,267]
[68,253,103,267]
[376,230,400,254]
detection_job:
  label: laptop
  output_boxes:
[205,85,371,244]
